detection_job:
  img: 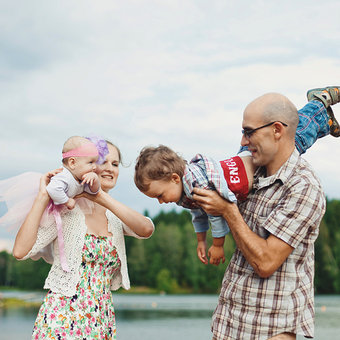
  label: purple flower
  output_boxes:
[86,135,109,164]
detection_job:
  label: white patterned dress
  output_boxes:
[32,233,121,340]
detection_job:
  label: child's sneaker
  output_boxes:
[307,86,340,137]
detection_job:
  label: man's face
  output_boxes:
[241,106,277,170]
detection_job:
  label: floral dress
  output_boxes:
[32,234,121,340]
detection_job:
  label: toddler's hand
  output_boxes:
[208,245,225,266]
[65,198,76,210]
[82,172,99,186]
[197,241,208,265]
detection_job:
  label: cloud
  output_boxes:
[0,0,340,223]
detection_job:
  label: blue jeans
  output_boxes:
[191,208,229,238]
[295,100,329,154]
[239,100,329,155]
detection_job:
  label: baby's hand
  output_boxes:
[65,198,76,210]
[82,172,99,186]
[208,245,225,266]
[197,241,208,265]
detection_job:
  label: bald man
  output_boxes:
[193,93,326,340]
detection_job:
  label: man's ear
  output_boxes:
[171,173,181,183]
[273,122,285,138]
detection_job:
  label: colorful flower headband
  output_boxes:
[61,136,109,165]
[86,135,109,164]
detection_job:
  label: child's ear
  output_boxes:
[171,173,181,183]
[68,157,76,169]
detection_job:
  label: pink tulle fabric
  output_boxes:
[0,172,93,234]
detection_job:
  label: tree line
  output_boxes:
[0,198,339,294]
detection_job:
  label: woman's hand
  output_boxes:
[74,188,103,203]
[13,168,62,259]
[39,168,63,195]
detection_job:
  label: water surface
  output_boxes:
[0,293,339,340]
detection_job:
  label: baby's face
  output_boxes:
[143,174,183,204]
[72,155,98,180]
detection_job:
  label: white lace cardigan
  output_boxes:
[22,205,154,297]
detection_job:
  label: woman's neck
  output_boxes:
[92,201,106,215]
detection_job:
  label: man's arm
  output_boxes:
[192,188,293,278]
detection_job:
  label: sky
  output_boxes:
[1,0,340,250]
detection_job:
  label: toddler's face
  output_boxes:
[143,175,183,204]
[72,155,98,180]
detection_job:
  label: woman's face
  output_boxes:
[96,144,120,192]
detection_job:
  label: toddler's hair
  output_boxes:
[134,145,186,192]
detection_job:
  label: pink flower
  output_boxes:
[50,313,56,320]
[76,328,82,336]
[85,326,91,335]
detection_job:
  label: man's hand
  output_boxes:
[192,187,235,217]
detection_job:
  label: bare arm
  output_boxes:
[82,172,100,194]
[78,189,154,238]
[196,232,208,265]
[12,170,61,259]
[192,188,293,278]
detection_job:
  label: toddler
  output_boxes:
[134,146,253,266]
[47,136,103,210]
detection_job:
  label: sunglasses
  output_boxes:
[242,121,288,139]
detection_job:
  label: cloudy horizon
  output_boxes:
[1,0,340,250]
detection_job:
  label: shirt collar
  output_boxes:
[253,149,300,190]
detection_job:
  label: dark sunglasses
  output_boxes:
[242,121,288,139]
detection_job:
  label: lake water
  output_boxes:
[0,292,339,340]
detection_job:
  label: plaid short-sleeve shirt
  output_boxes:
[212,150,326,340]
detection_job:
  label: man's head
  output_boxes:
[241,93,299,176]
[134,145,185,204]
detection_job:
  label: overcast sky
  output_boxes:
[1,0,340,250]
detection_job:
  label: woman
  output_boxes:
[13,141,154,339]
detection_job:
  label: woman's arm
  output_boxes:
[80,189,154,238]
[12,170,61,259]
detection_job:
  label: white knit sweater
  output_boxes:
[22,205,154,297]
